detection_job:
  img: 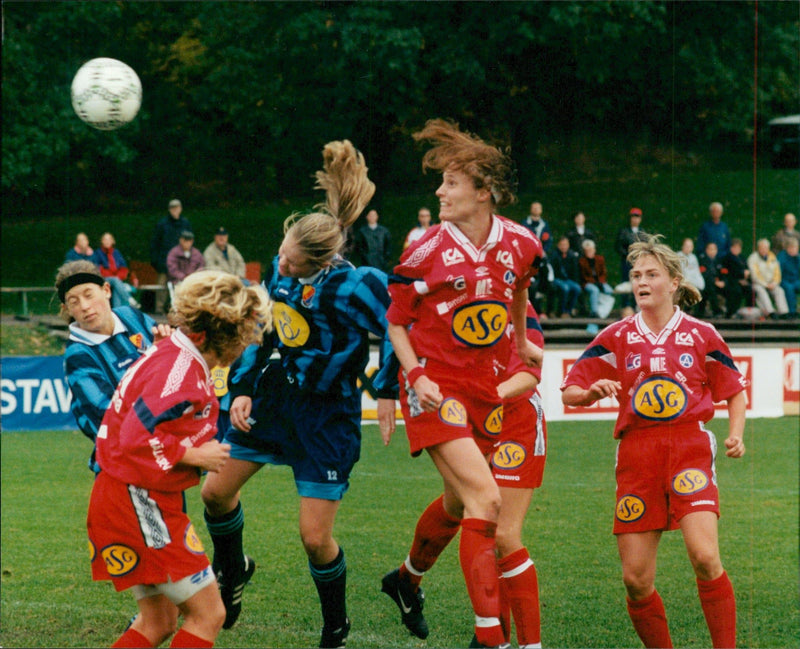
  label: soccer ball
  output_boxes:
[71,58,142,130]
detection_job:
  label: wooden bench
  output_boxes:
[129,260,168,313]
[1,286,56,317]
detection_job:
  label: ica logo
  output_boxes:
[101,544,139,576]
[671,469,709,495]
[632,377,687,421]
[438,398,467,427]
[273,303,310,348]
[184,523,205,554]
[492,442,526,470]
[451,301,507,347]
[616,495,646,522]
[484,405,503,435]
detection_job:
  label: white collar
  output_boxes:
[171,329,210,377]
[442,216,502,262]
[634,306,683,345]
[68,311,125,345]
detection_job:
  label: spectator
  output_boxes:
[771,212,799,253]
[615,208,649,309]
[698,242,726,318]
[403,206,433,250]
[747,238,789,319]
[92,232,138,309]
[697,201,732,259]
[167,230,205,285]
[150,198,193,312]
[351,208,392,271]
[65,232,94,263]
[566,211,598,255]
[778,237,800,318]
[550,235,582,317]
[522,201,554,315]
[720,238,751,318]
[203,226,248,283]
[579,239,615,318]
[678,237,706,292]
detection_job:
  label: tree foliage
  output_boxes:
[2,0,797,213]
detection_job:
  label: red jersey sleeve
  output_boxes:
[703,327,748,403]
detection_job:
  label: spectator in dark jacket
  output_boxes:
[550,236,582,317]
[615,207,649,308]
[522,201,554,315]
[566,211,597,255]
[351,208,392,271]
[720,238,750,318]
[65,232,94,263]
[698,241,725,318]
[778,237,800,317]
[697,201,732,259]
[150,199,192,312]
[92,232,137,309]
[166,231,205,284]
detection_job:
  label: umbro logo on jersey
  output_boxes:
[676,332,695,346]
[627,332,644,344]
[475,266,490,277]
[442,248,465,266]
[653,347,665,355]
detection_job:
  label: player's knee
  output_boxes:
[200,481,234,514]
[621,565,655,599]
[687,548,723,580]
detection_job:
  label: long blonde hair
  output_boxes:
[627,235,702,309]
[283,140,375,270]
[413,118,517,207]
[169,270,272,359]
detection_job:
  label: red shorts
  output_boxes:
[613,423,720,534]
[491,392,547,490]
[88,471,210,591]
[400,360,501,457]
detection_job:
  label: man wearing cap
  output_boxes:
[203,227,248,283]
[166,230,205,285]
[615,207,649,309]
[150,199,193,312]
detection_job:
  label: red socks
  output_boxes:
[498,548,541,648]
[460,518,504,647]
[697,571,736,648]
[627,589,673,648]
[400,495,461,589]
[112,628,153,648]
[169,628,214,648]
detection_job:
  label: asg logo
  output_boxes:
[616,495,645,522]
[442,248,465,266]
[632,376,688,421]
[438,398,467,427]
[184,523,205,555]
[672,469,709,495]
[484,405,503,436]
[676,332,695,346]
[101,544,139,576]
[627,332,644,344]
[496,249,515,270]
[451,301,507,347]
[492,442,526,470]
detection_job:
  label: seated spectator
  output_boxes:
[522,201,554,316]
[550,235,582,318]
[65,232,94,263]
[403,207,433,250]
[166,230,205,285]
[678,237,706,292]
[778,237,800,318]
[698,242,725,318]
[771,212,799,253]
[720,238,750,318]
[203,227,248,284]
[92,232,138,309]
[747,238,789,319]
[578,239,615,318]
[566,211,597,255]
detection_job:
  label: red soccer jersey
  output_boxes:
[561,308,747,438]
[96,330,219,491]
[388,216,543,369]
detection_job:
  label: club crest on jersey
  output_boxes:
[452,301,507,347]
[301,285,316,308]
[503,270,516,285]
[273,302,310,348]
[632,376,687,421]
[210,366,230,397]
[442,248,465,266]
[101,543,139,577]
[616,495,646,522]
[492,442,526,470]
[128,333,144,349]
[184,523,205,555]
[484,405,503,435]
[438,398,467,427]
[679,353,694,368]
[672,469,709,495]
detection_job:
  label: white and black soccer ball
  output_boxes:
[71,58,142,131]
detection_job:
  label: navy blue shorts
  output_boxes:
[224,361,362,501]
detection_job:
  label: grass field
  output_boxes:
[1,418,797,648]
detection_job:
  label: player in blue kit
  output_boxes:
[56,260,171,474]
[201,140,398,647]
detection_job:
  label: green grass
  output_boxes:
[2,167,798,307]
[2,418,797,648]
[0,323,67,357]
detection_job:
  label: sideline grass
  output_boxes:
[1,419,797,648]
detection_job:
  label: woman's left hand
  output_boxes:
[724,435,746,458]
[152,323,173,342]
[377,398,397,446]
[517,338,543,368]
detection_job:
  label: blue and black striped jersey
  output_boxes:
[230,255,397,401]
[63,306,156,473]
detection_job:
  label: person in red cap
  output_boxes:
[615,208,649,309]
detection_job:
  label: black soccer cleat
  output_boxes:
[218,554,256,630]
[381,568,429,639]
[319,617,351,648]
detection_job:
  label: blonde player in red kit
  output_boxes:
[87,271,272,649]
[381,119,543,648]
[562,235,746,649]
